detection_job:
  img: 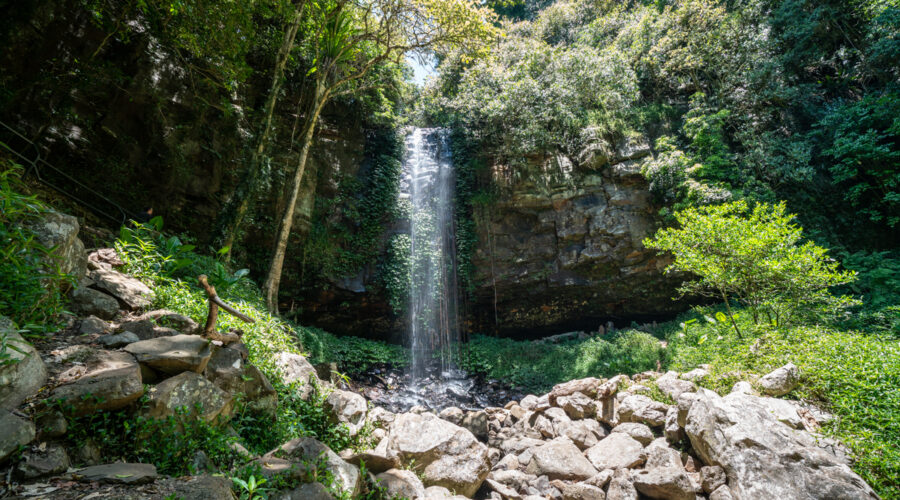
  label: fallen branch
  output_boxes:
[198,275,254,343]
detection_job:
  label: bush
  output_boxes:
[645,201,859,333]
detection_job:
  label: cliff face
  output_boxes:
[467,139,687,336]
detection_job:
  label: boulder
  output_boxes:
[758,362,800,396]
[385,411,490,497]
[205,346,276,415]
[0,411,35,462]
[49,349,144,415]
[685,388,878,499]
[557,418,607,450]
[376,469,426,499]
[680,367,709,382]
[277,482,335,500]
[549,377,603,405]
[90,268,155,310]
[618,395,669,427]
[79,316,109,335]
[98,331,140,348]
[561,482,606,500]
[461,410,490,440]
[69,285,119,319]
[344,448,399,474]
[524,437,598,480]
[700,465,726,493]
[663,407,685,443]
[144,371,233,423]
[557,391,596,419]
[324,389,367,435]
[632,467,699,500]
[17,442,70,478]
[585,433,645,470]
[169,475,235,500]
[612,422,653,446]
[267,437,360,497]
[118,319,180,340]
[606,469,638,500]
[273,352,320,399]
[28,211,86,283]
[709,485,736,500]
[75,463,157,485]
[0,319,47,410]
[125,334,212,374]
[137,309,201,335]
[424,485,468,499]
[654,373,697,401]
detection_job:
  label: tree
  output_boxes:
[262,0,499,312]
[644,201,858,335]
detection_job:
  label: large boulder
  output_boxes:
[75,463,157,485]
[118,319,181,340]
[125,334,212,374]
[17,442,70,478]
[549,377,603,405]
[48,349,144,415]
[585,432,645,470]
[273,352,321,399]
[0,411,35,462]
[524,437,598,480]
[618,395,669,427]
[205,346,276,415]
[758,362,800,396]
[0,318,47,409]
[137,309,201,335]
[654,373,697,401]
[385,412,491,497]
[267,437,360,497]
[28,211,87,284]
[144,371,233,423]
[324,389,367,435]
[69,284,120,319]
[376,468,426,499]
[90,268,155,309]
[167,475,236,500]
[685,388,878,499]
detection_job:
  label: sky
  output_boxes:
[407,52,437,86]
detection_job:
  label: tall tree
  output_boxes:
[262,0,498,312]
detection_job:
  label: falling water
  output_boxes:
[403,127,459,379]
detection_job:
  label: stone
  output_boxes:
[585,433,645,470]
[612,422,653,446]
[86,248,124,271]
[700,465,726,493]
[680,367,709,382]
[49,349,144,415]
[561,482,606,500]
[273,352,321,399]
[685,388,878,499]
[345,448,399,474]
[169,475,235,500]
[144,371,233,423]
[632,467,699,500]
[277,482,335,500]
[759,362,800,396]
[675,392,699,428]
[558,391,597,419]
[549,377,603,405]
[606,469,638,500]
[654,373,697,401]
[0,320,47,410]
[125,334,212,374]
[324,389,367,435]
[205,347,276,415]
[730,381,756,395]
[0,411,35,461]
[558,418,607,450]
[137,309,201,335]
[519,395,539,410]
[28,211,87,283]
[76,438,102,465]
[76,463,157,485]
[267,437,360,497]
[583,469,614,489]
[617,395,669,427]
[664,406,685,443]
[490,469,537,493]
[79,316,109,335]
[485,477,521,498]
[424,485,468,499]
[17,443,70,478]
[98,331,140,348]
[36,410,67,438]
[386,411,490,497]
[525,437,598,480]
[69,285,120,319]
[438,406,464,424]
[709,485,735,500]
[376,468,426,499]
[90,268,155,309]
[493,453,519,472]
[461,410,490,440]
[118,319,180,340]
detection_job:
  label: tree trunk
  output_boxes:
[263,79,328,313]
[216,9,304,261]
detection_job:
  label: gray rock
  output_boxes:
[585,432,645,470]
[169,475,235,500]
[663,406,685,443]
[273,352,321,399]
[268,437,360,497]
[98,331,140,348]
[0,411,35,462]
[118,319,180,340]
[344,448,399,474]
[558,418,607,450]
[424,485,468,499]
[686,388,878,499]
[90,268,155,310]
[69,285,120,319]
[525,437,598,480]
[612,422,653,446]
[79,316,110,335]
[144,371,233,423]
[386,411,490,497]
[0,320,47,410]
[558,391,597,419]
[549,378,603,405]
[709,485,735,500]
[582,469,614,489]
[700,465,726,493]
[137,309,201,335]
[205,346,276,416]
[76,463,157,484]
[654,373,697,401]
[680,367,709,382]
[17,443,70,478]
[36,410,67,438]
[324,389,367,435]
[632,466,699,500]
[759,362,800,396]
[618,395,669,427]
[561,482,606,500]
[461,410,490,440]
[606,469,638,500]
[125,334,212,374]
[28,211,87,284]
[49,349,144,415]
[277,482,335,500]
[376,468,426,499]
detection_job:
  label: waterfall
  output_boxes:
[402,127,459,379]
